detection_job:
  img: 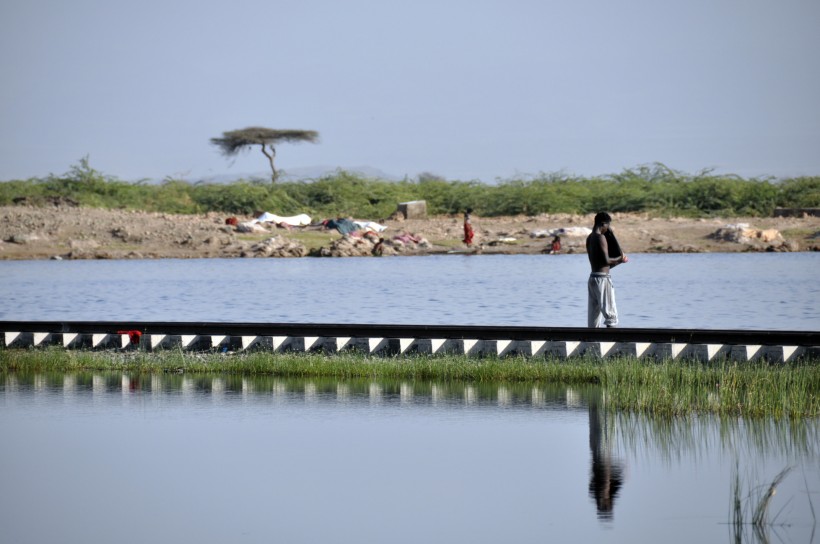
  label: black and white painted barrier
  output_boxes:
[1,321,818,363]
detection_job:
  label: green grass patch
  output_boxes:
[233,230,336,251]
[287,229,338,251]
[3,349,818,418]
[234,234,273,243]
[780,227,817,239]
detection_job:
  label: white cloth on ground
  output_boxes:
[353,220,388,232]
[254,212,312,226]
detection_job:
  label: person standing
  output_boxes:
[463,208,474,247]
[586,212,628,327]
[550,235,561,254]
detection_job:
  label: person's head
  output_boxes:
[465,207,473,215]
[594,212,612,232]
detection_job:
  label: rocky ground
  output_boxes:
[0,205,818,260]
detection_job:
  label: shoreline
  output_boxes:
[1,205,818,260]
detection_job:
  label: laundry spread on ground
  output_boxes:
[254,212,312,226]
[323,218,358,234]
[530,226,592,238]
[353,220,388,233]
[322,218,387,234]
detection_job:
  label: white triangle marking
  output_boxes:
[463,339,479,354]
[398,338,414,354]
[303,336,322,351]
[240,336,256,350]
[368,338,387,353]
[745,345,762,360]
[635,342,652,358]
[706,344,723,360]
[599,342,616,357]
[531,340,547,356]
[496,339,513,356]
[782,345,799,362]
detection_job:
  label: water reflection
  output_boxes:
[6,370,819,459]
[611,412,819,461]
[3,371,592,411]
[3,370,818,536]
[5,371,818,459]
[588,392,625,521]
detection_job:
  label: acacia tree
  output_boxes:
[210,127,319,182]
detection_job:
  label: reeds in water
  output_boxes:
[729,465,813,543]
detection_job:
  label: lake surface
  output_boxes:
[1,254,818,543]
[0,252,818,329]
[1,373,817,544]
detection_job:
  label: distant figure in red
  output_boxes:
[463,208,474,246]
[550,235,561,254]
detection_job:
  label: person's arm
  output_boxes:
[610,252,627,267]
[598,234,625,267]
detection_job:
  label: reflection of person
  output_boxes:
[463,208,474,246]
[585,212,628,328]
[588,398,623,520]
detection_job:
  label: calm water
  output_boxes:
[0,253,818,329]
[0,373,817,544]
[1,254,818,543]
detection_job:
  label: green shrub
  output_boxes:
[1,159,817,218]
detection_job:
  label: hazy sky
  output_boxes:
[1,0,818,182]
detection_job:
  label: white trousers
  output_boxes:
[588,273,618,328]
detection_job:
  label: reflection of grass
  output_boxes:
[729,466,812,543]
[613,413,819,461]
[2,368,592,407]
[2,351,818,418]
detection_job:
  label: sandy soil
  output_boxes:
[1,205,818,260]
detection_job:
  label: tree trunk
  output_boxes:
[260,144,277,182]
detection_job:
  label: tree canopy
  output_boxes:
[210,127,319,182]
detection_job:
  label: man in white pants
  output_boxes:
[586,212,628,327]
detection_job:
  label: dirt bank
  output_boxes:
[1,205,818,260]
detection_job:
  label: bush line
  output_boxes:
[2,159,818,218]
